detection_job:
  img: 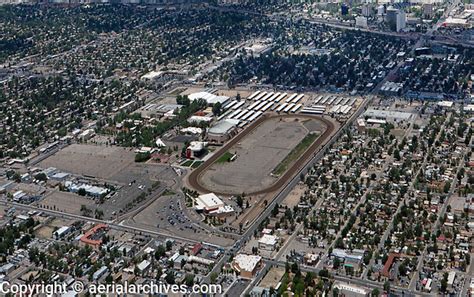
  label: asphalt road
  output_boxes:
[200,94,372,291]
[264,258,434,297]
[0,199,213,248]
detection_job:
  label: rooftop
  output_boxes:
[208,119,239,135]
[233,254,262,272]
[258,234,278,246]
[188,91,229,105]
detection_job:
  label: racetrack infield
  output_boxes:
[187,114,336,196]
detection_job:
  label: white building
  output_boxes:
[207,119,239,143]
[188,91,229,105]
[195,193,234,217]
[195,193,224,213]
[232,254,262,279]
[362,4,373,16]
[333,282,369,296]
[258,234,279,251]
[355,16,368,28]
[92,266,108,281]
[53,226,72,240]
[137,260,151,273]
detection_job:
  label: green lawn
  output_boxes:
[181,160,194,167]
[217,151,234,163]
[162,189,176,196]
[191,161,203,168]
[272,133,319,176]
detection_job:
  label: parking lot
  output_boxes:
[126,192,235,247]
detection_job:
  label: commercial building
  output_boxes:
[80,224,109,248]
[207,119,239,144]
[185,141,208,159]
[188,91,230,106]
[64,181,109,198]
[195,193,224,213]
[333,282,369,297]
[362,4,373,17]
[53,226,72,240]
[137,260,151,273]
[331,249,364,264]
[195,193,234,217]
[442,17,470,28]
[232,254,262,279]
[423,3,433,18]
[258,234,279,251]
[363,108,413,122]
[386,6,406,32]
[380,81,403,96]
[355,16,368,28]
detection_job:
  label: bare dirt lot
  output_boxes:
[34,218,71,239]
[39,144,135,180]
[198,117,327,195]
[36,190,95,216]
[281,184,305,209]
[259,266,285,289]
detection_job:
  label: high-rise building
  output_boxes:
[396,9,406,31]
[423,3,433,18]
[362,4,373,16]
[386,6,406,32]
[341,3,349,15]
[377,4,385,16]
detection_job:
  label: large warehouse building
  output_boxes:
[188,91,230,106]
[207,119,239,143]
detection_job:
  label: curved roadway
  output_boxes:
[187,113,336,196]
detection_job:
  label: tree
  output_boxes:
[236,195,243,208]
[291,262,300,274]
[165,271,175,284]
[78,188,87,196]
[333,257,341,269]
[34,173,48,182]
[371,288,380,296]
[155,245,166,259]
[318,268,329,278]
[212,102,222,116]
[398,263,407,276]
[440,272,448,292]
[443,181,451,193]
[94,209,104,220]
[166,240,173,251]
[383,281,390,292]
[210,272,218,283]
[135,152,151,163]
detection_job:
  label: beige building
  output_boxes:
[232,254,262,279]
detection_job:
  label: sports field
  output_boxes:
[188,114,335,196]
